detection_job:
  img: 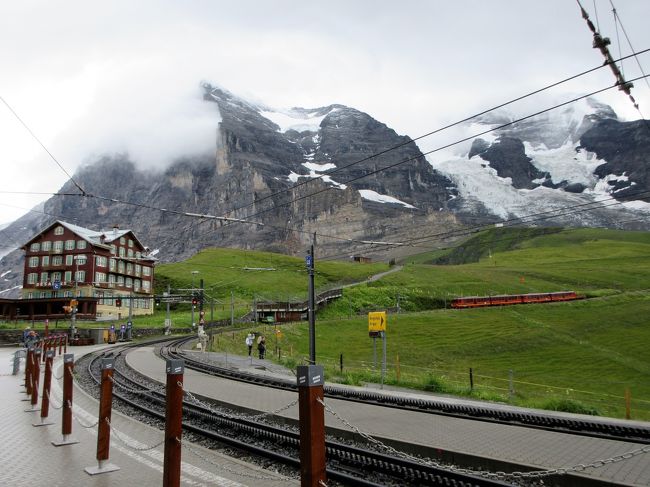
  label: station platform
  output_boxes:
[127,346,650,486]
[0,346,295,487]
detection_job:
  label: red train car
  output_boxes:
[451,291,579,309]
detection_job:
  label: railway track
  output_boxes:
[80,340,510,487]
[160,335,650,445]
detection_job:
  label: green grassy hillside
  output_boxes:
[209,228,650,420]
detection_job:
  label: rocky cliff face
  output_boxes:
[1,88,649,298]
[0,84,462,297]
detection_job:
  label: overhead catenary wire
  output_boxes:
[0,96,86,196]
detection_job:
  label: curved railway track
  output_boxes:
[160,335,650,445]
[81,340,510,487]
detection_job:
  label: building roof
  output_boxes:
[23,220,155,260]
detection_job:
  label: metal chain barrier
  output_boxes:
[317,397,650,481]
[108,375,167,395]
[45,390,64,410]
[69,401,100,429]
[179,381,299,422]
[177,437,291,481]
[106,418,166,452]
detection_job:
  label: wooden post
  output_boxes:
[469,367,474,392]
[625,388,632,420]
[26,348,41,412]
[163,359,184,487]
[339,353,343,374]
[85,358,120,475]
[53,353,79,446]
[24,347,34,396]
[34,350,55,426]
[297,365,326,487]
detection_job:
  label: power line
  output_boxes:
[0,95,86,196]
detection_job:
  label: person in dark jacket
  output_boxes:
[257,336,266,359]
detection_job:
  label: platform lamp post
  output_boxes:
[191,271,199,328]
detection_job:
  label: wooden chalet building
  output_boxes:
[16,220,156,321]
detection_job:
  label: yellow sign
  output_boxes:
[368,311,387,333]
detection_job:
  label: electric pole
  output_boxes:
[307,240,316,364]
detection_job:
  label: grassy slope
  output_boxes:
[214,228,650,419]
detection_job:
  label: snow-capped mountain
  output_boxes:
[429,97,650,224]
[0,85,648,298]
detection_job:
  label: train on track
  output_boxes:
[451,290,580,309]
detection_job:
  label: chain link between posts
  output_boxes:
[317,397,650,481]
[178,381,299,421]
[177,437,291,481]
[108,375,167,395]
[45,390,64,410]
[107,418,166,452]
[70,401,99,429]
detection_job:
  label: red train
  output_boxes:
[451,291,579,309]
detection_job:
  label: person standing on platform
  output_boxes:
[257,335,266,359]
[245,332,255,356]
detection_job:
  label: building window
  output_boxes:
[127,248,134,258]
[109,258,116,271]
[28,256,39,267]
[142,266,151,277]
[125,277,133,288]
[77,240,87,249]
[126,263,133,275]
[53,241,63,253]
[108,274,116,287]
[54,226,64,235]
[42,255,50,266]
[64,291,72,298]
[136,251,141,258]
[96,256,107,267]
[120,237,126,245]
[134,279,141,291]
[95,272,107,283]
[110,244,117,255]
[119,247,125,257]
[52,272,62,282]
[65,240,75,250]
[118,261,125,274]
[41,241,51,251]
[30,242,40,252]
[40,291,50,298]
[66,255,73,266]
[64,271,72,282]
[27,292,33,299]
[75,255,87,265]
[75,270,85,283]
[142,280,151,291]
[27,273,38,284]
[117,276,124,286]
[135,264,141,276]
[52,255,63,266]
[40,272,49,284]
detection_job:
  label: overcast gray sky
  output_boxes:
[1,0,649,225]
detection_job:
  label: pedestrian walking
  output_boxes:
[245,332,255,356]
[257,335,266,359]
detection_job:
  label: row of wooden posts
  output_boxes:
[21,339,328,487]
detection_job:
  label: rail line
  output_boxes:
[81,340,509,487]
[160,335,650,445]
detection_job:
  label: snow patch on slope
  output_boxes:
[525,142,604,186]
[260,108,338,133]
[359,190,417,209]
